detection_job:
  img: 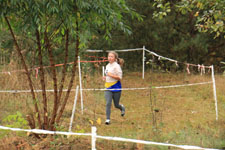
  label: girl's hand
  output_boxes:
[102,76,106,81]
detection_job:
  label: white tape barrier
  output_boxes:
[0,125,91,136]
[86,47,211,68]
[87,47,145,79]
[82,81,213,91]
[155,81,212,89]
[0,89,78,93]
[144,49,177,63]
[95,135,219,150]
[144,49,211,69]
[86,48,143,52]
[0,126,219,150]
[0,81,212,93]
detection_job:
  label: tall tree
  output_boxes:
[0,0,141,131]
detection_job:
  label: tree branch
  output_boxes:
[58,29,69,105]
[36,29,49,130]
[56,20,79,124]
[4,15,42,129]
[44,30,59,130]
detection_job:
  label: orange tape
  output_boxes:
[0,59,108,75]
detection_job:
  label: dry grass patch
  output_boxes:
[0,71,224,149]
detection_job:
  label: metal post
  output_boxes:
[211,65,218,120]
[102,66,105,77]
[92,126,97,150]
[78,56,84,114]
[142,46,145,79]
[68,85,79,132]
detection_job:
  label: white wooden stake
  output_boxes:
[92,126,97,150]
[69,85,79,132]
[78,56,84,114]
[142,46,145,79]
[102,66,105,77]
[211,65,218,120]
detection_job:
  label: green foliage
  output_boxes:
[194,1,225,38]
[0,0,142,66]
[152,0,225,38]
[54,123,66,132]
[2,111,28,128]
[0,111,28,138]
[153,0,171,19]
[75,125,85,133]
[0,0,142,129]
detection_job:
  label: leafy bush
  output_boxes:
[0,111,28,137]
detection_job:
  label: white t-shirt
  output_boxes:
[105,62,122,82]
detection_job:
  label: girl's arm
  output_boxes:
[107,72,121,80]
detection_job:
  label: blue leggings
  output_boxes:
[104,91,122,119]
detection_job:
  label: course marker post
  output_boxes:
[211,65,218,120]
[92,126,97,150]
[78,56,84,114]
[143,46,145,79]
[102,66,105,77]
[68,85,79,132]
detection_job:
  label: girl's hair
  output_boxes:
[108,51,124,67]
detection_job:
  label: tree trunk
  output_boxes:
[4,16,42,129]
[44,31,59,130]
[36,29,49,130]
[58,29,69,105]
[56,21,79,124]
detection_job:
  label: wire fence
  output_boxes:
[0,126,219,150]
[0,47,220,149]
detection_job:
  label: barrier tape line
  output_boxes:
[0,60,108,75]
[144,49,211,69]
[0,125,91,136]
[96,135,219,150]
[154,81,212,89]
[82,81,213,91]
[0,89,77,93]
[84,55,107,59]
[0,126,219,150]
[0,81,212,93]
[86,48,143,52]
[86,47,211,69]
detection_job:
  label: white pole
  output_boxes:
[69,85,79,132]
[211,65,218,120]
[102,66,105,77]
[92,126,97,150]
[78,56,84,114]
[142,46,145,79]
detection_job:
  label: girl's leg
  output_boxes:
[105,91,113,119]
[113,91,125,116]
[112,91,122,110]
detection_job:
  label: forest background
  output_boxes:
[0,0,224,72]
[0,0,225,141]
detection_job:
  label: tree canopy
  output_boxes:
[153,0,225,38]
[0,0,142,131]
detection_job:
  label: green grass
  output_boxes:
[0,71,225,149]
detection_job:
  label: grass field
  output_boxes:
[0,69,224,150]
